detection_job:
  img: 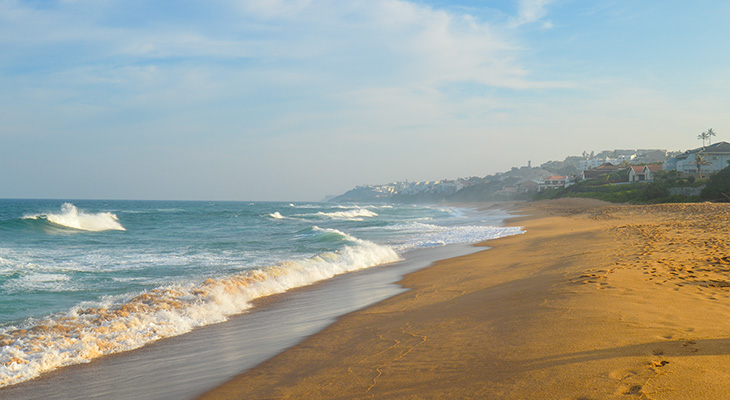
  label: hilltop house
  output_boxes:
[628,166,644,182]
[663,141,730,175]
[537,175,569,191]
[644,164,663,180]
[581,163,624,181]
[628,164,663,182]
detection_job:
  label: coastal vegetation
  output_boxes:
[536,164,730,204]
[692,153,712,178]
[698,128,717,146]
[701,163,730,201]
[534,170,706,204]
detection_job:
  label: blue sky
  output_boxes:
[2,0,729,200]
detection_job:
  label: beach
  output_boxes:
[0,201,518,399]
[201,198,730,399]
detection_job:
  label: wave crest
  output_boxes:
[269,211,286,219]
[315,208,378,220]
[0,232,400,388]
[24,203,125,232]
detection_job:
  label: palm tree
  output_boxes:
[698,131,709,147]
[706,128,717,145]
[692,153,712,179]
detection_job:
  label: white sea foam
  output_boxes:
[314,208,378,220]
[398,224,523,250]
[24,203,125,232]
[3,273,72,293]
[269,211,286,219]
[0,232,401,388]
[311,226,360,243]
[289,204,320,209]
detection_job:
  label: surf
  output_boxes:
[0,229,400,388]
[23,203,125,232]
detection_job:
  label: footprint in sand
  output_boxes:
[608,369,637,380]
[625,385,643,395]
[682,340,699,353]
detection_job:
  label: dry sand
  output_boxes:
[200,198,730,400]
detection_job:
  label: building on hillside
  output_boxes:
[581,163,623,181]
[663,142,730,175]
[635,150,668,164]
[433,181,463,194]
[628,164,663,182]
[577,149,668,171]
[628,166,644,182]
[643,164,663,181]
[579,157,622,170]
[517,180,539,193]
[537,175,569,191]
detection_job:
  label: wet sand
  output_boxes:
[201,199,730,399]
[0,244,483,400]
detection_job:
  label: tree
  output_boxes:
[698,131,709,147]
[707,128,717,145]
[701,164,730,201]
[692,153,712,179]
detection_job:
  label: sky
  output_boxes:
[1,0,729,201]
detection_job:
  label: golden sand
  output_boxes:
[200,198,730,399]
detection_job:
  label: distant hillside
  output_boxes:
[329,148,671,204]
[329,167,552,203]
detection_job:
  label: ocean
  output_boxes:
[0,199,521,392]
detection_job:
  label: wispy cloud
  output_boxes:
[509,0,552,27]
[0,0,564,132]
[2,0,625,200]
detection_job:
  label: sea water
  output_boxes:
[0,199,521,388]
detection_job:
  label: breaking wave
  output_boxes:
[269,211,286,219]
[0,231,400,388]
[23,203,125,232]
[314,208,378,220]
[397,223,523,249]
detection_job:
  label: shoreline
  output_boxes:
[0,215,509,399]
[200,198,730,399]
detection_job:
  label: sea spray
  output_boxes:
[0,232,400,388]
[23,203,125,232]
[313,208,378,220]
[0,200,521,389]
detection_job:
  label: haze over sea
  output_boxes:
[0,199,520,389]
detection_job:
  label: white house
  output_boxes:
[628,166,644,182]
[643,164,663,181]
[628,164,663,182]
[663,141,730,175]
[537,175,569,191]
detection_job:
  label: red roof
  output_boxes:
[595,163,620,170]
[645,164,663,172]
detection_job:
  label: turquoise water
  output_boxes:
[0,199,520,387]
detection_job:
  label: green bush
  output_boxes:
[700,165,730,201]
[534,171,704,204]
